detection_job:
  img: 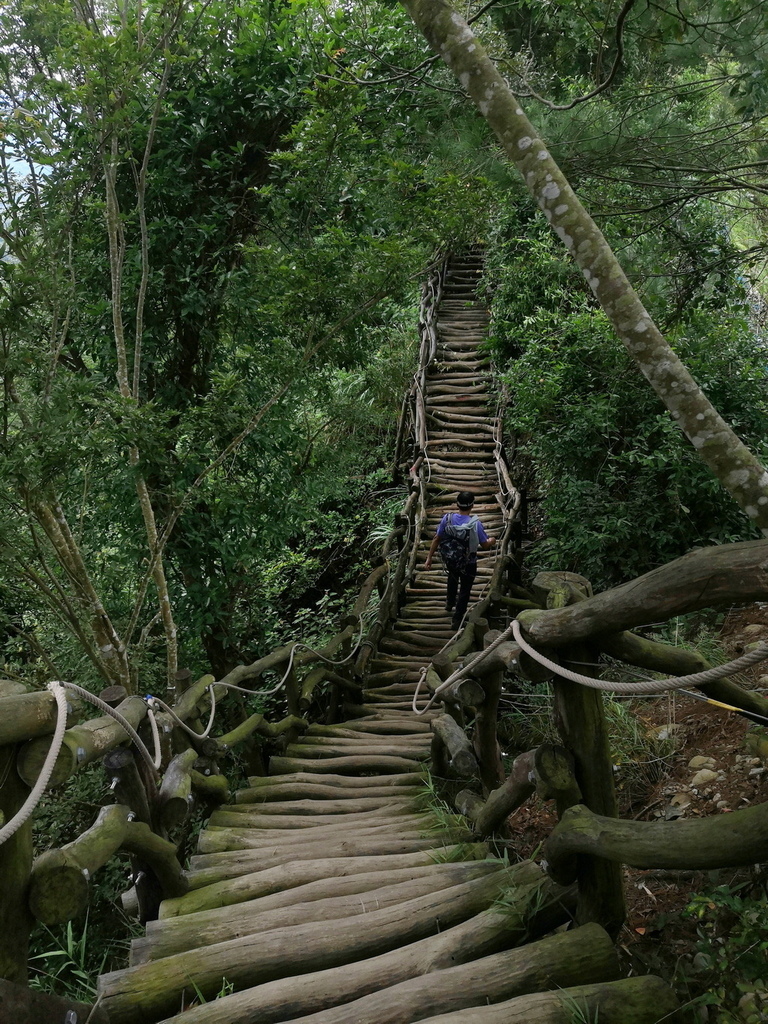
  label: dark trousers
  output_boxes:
[446,561,477,622]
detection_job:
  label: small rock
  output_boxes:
[713,792,721,802]
[742,624,765,635]
[749,767,765,776]
[717,800,729,809]
[688,755,716,770]
[670,793,691,808]
[691,769,719,786]
[652,725,681,741]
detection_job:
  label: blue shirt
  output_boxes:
[436,513,488,562]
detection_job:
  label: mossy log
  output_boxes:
[219,627,355,690]
[283,739,429,760]
[225,795,420,815]
[28,804,187,925]
[534,744,582,816]
[269,753,425,774]
[468,749,537,837]
[427,667,484,707]
[467,636,550,684]
[0,745,33,983]
[103,747,153,824]
[518,540,768,645]
[307,719,432,735]
[545,800,768,881]
[133,861,502,963]
[745,726,768,761]
[214,712,308,750]
[0,691,80,746]
[207,801,422,828]
[190,832,446,868]
[243,771,423,790]
[189,766,229,802]
[150,873,572,1024]
[196,818,440,855]
[235,783,419,804]
[598,629,768,720]
[393,976,679,1024]
[0,978,110,1024]
[473,669,504,791]
[163,844,491,916]
[29,804,131,925]
[158,748,197,830]
[300,667,328,710]
[431,714,479,777]
[97,867,532,1023]
[17,695,149,788]
[306,724,428,741]
[244,922,620,1024]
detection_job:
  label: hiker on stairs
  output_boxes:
[424,491,495,631]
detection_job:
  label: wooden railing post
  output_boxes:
[0,742,33,983]
[540,574,626,938]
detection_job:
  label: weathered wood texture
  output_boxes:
[546,800,768,878]
[0,746,33,983]
[385,976,679,1024]
[0,978,110,1024]
[519,541,768,644]
[29,804,188,925]
[97,868,528,1022]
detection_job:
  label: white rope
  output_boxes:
[414,615,768,716]
[0,681,69,847]
[61,681,160,774]
[145,704,164,768]
[511,619,768,694]
[147,684,218,742]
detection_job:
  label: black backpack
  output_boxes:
[439,514,479,574]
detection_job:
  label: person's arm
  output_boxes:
[424,532,440,569]
[477,521,495,550]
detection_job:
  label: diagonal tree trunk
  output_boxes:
[399,0,768,534]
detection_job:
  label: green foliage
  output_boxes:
[604,696,677,804]
[0,0,500,689]
[486,209,767,588]
[679,880,768,1023]
[29,917,107,1002]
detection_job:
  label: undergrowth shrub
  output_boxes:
[485,209,768,589]
[678,879,768,1024]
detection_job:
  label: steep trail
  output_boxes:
[94,254,578,1024]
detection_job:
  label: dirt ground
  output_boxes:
[503,603,768,1022]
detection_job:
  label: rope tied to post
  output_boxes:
[413,617,768,715]
[510,619,768,694]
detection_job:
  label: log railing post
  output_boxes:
[103,748,152,826]
[537,573,625,937]
[473,669,505,794]
[0,743,33,983]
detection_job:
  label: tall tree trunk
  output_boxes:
[399,0,768,533]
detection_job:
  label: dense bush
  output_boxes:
[486,209,768,588]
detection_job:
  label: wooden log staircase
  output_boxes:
[91,253,680,1024]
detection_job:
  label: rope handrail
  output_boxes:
[0,682,69,846]
[511,619,768,694]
